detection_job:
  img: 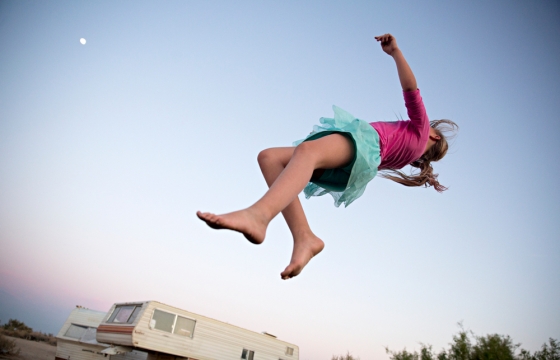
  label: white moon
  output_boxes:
[80,38,86,45]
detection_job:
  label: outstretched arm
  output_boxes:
[375,34,417,92]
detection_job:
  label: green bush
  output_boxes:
[385,326,559,360]
[519,339,560,360]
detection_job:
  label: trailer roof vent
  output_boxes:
[261,331,277,338]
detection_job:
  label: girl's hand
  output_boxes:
[375,33,399,56]
[376,34,417,91]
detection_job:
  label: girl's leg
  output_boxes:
[197,133,355,276]
[257,147,325,279]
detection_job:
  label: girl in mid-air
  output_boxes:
[197,34,458,280]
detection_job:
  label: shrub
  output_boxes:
[471,333,517,360]
[385,326,559,360]
[1,319,32,333]
[0,319,56,346]
[0,333,20,356]
[27,331,57,346]
[519,339,560,360]
[332,352,360,360]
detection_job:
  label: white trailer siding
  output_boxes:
[56,306,148,360]
[98,301,299,360]
[56,339,107,360]
[135,302,298,360]
[56,339,148,360]
[97,328,135,347]
[56,307,108,360]
[57,307,106,338]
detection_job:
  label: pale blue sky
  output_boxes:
[1,1,559,359]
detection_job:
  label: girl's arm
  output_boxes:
[375,34,417,92]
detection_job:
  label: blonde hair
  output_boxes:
[380,119,458,192]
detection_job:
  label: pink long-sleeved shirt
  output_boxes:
[370,89,430,170]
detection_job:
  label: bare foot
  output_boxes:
[196,209,268,244]
[280,233,324,280]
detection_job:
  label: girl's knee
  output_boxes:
[257,148,275,166]
[258,147,296,168]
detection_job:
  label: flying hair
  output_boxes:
[379,119,458,192]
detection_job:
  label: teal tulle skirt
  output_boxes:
[293,106,381,207]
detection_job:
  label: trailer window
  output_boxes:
[174,316,196,337]
[241,348,255,360]
[64,324,98,344]
[108,304,142,324]
[286,347,294,356]
[150,310,196,338]
[64,324,88,339]
[152,309,175,333]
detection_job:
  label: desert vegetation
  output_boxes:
[0,318,56,356]
[0,332,19,357]
[332,326,559,360]
[332,352,361,360]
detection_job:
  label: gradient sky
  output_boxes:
[1,1,559,359]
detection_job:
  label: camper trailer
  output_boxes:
[96,300,299,360]
[55,306,148,360]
